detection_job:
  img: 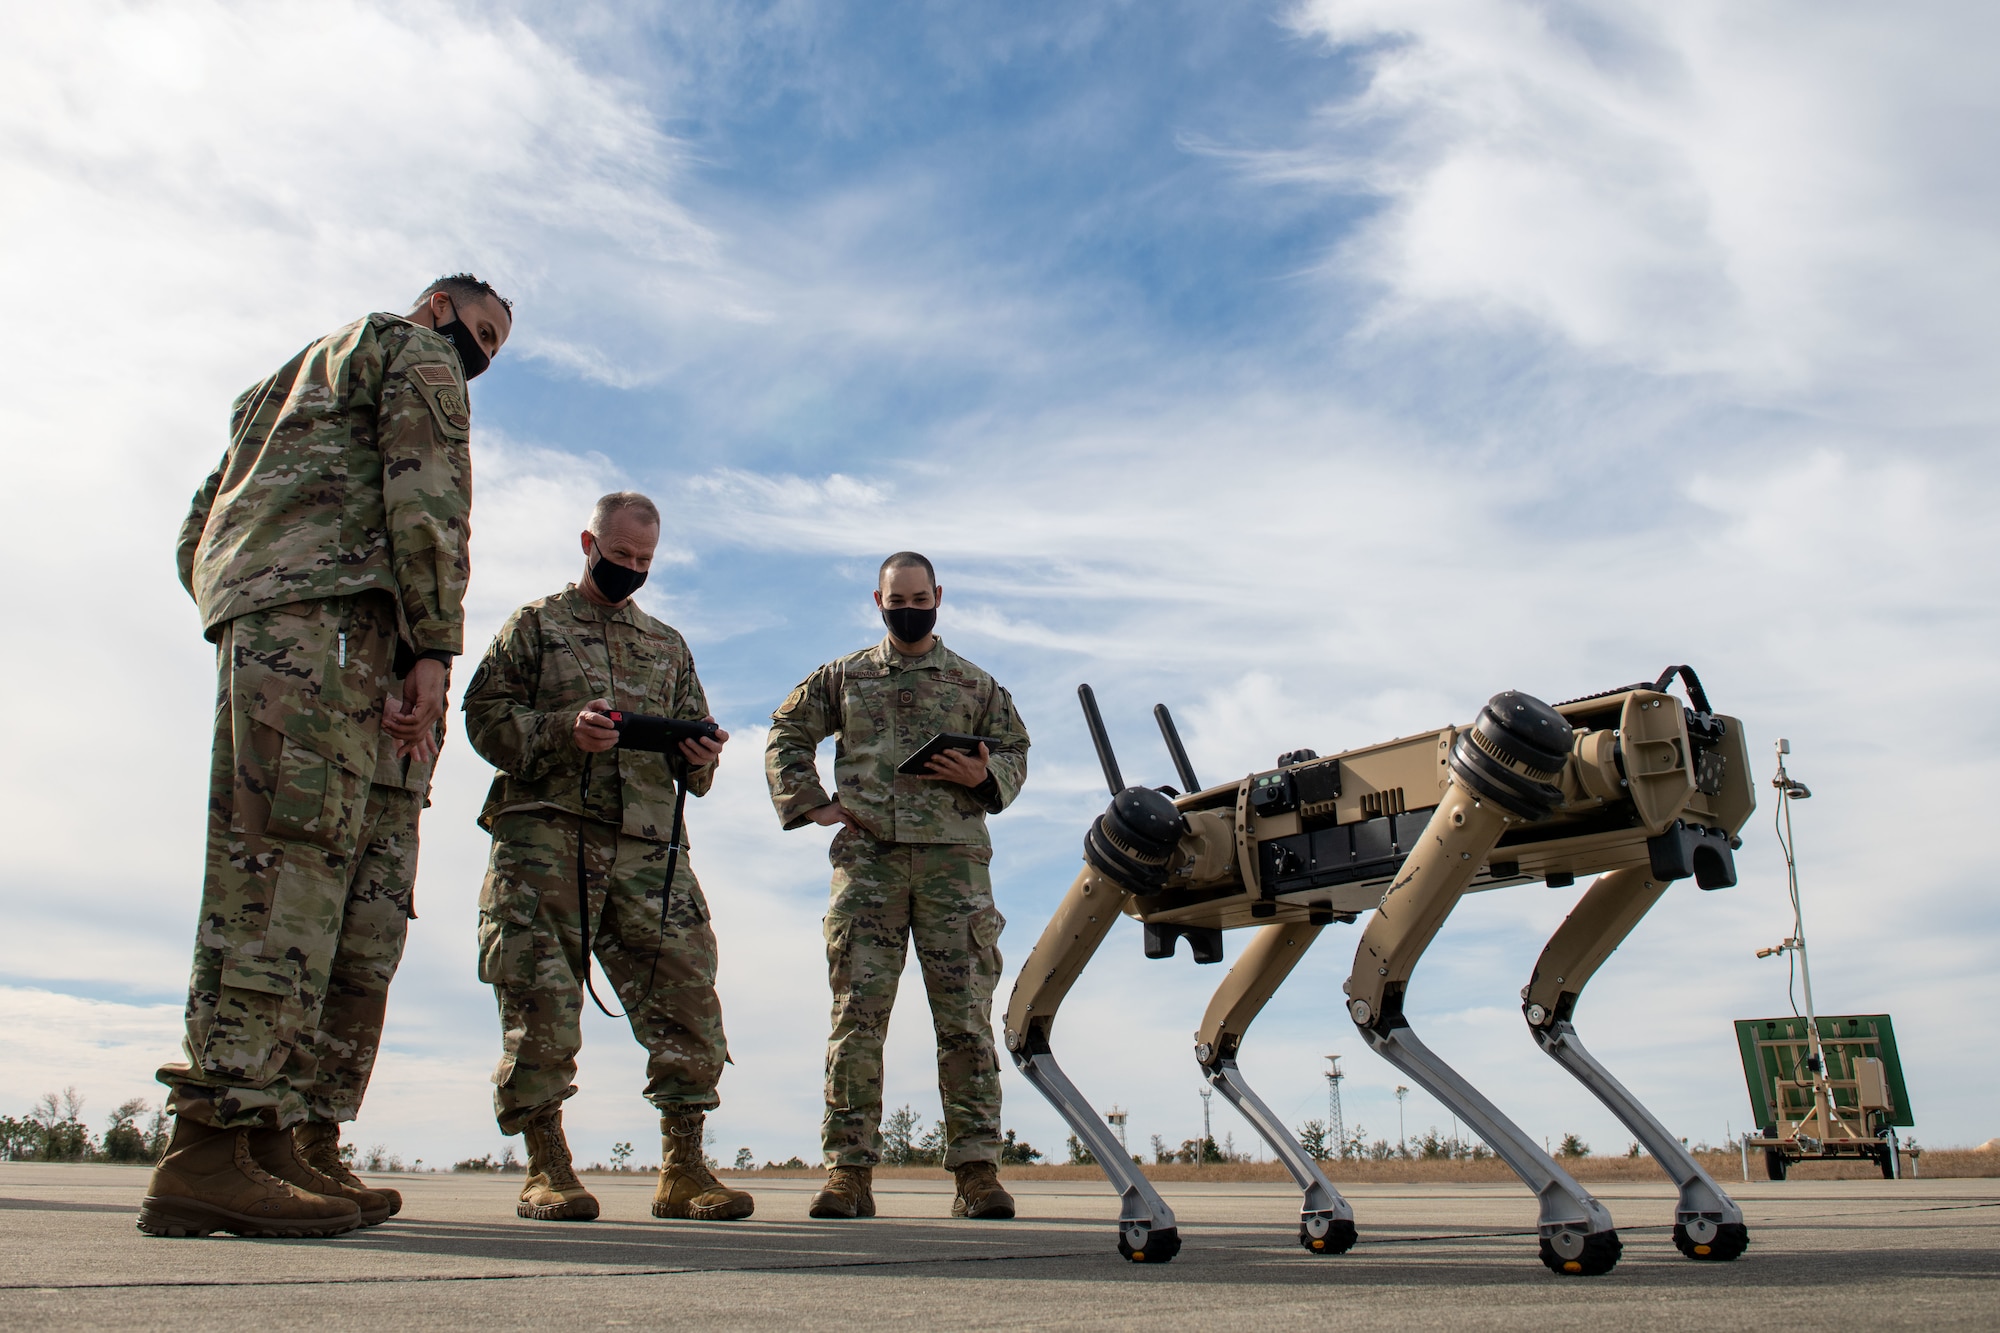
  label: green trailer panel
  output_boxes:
[1733,1013,1912,1131]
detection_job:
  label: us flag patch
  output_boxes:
[414,363,456,386]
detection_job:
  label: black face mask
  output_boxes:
[436,299,491,379]
[589,551,647,603]
[882,605,936,645]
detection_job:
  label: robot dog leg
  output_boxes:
[1344,692,1624,1276]
[1523,867,1749,1261]
[1003,786,1193,1264]
[1193,919,1357,1254]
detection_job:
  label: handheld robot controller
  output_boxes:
[605,712,720,752]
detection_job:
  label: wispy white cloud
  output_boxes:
[0,989,184,1123]
[0,1,758,396]
[1278,0,2000,418]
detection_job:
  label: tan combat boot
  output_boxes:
[137,1117,363,1238]
[807,1164,876,1219]
[249,1126,393,1226]
[517,1108,599,1221]
[652,1113,755,1220]
[951,1161,1016,1219]
[296,1121,403,1217]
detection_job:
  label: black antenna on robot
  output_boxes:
[1153,704,1201,794]
[1076,683,1125,796]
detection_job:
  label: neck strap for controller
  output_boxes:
[573,635,688,1020]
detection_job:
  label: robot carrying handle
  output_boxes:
[1652,664,1712,716]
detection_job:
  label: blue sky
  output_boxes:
[2,0,1996,1172]
[481,6,1386,471]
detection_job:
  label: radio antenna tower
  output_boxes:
[1324,1054,1345,1158]
[1198,1085,1213,1165]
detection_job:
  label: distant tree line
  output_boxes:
[1,1088,167,1164]
[453,1147,523,1172]
[1146,1131,1269,1165]
[1287,1117,1602,1162]
[870,1105,1043,1167]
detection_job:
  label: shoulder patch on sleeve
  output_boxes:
[778,685,807,716]
[406,369,471,436]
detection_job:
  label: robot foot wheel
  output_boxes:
[1299,1213,1357,1255]
[1673,1220,1749,1261]
[1118,1223,1182,1264]
[1539,1227,1622,1276]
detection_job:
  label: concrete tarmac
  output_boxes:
[2,1163,1994,1329]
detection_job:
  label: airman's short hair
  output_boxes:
[590,491,661,535]
[879,551,936,588]
[417,272,513,315]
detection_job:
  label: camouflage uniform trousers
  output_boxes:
[478,812,727,1134]
[821,829,1006,1168]
[158,593,421,1129]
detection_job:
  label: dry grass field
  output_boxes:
[714,1147,1998,1183]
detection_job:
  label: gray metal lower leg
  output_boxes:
[1535,1020,1742,1235]
[1206,1059,1352,1226]
[1360,1020,1615,1241]
[1013,1050,1176,1245]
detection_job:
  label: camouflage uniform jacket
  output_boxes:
[177,313,474,656]
[766,636,1029,848]
[462,586,716,843]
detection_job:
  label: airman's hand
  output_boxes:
[923,742,989,788]
[573,698,619,754]
[808,799,861,831]
[384,657,449,761]
[679,717,728,768]
[383,694,440,763]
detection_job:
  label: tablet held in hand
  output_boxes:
[896,732,999,776]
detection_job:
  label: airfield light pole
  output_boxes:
[1777,741,1826,1086]
[1396,1085,1409,1157]
[1199,1085,1213,1166]
[1324,1055,1345,1158]
[1757,738,1839,1140]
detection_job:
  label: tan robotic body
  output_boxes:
[1003,670,1755,1272]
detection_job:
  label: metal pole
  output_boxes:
[1395,1085,1409,1157]
[1324,1055,1344,1160]
[1780,750,1823,1049]
[1199,1086,1213,1166]
[1776,740,1835,1137]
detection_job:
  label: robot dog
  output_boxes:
[1002,668,1754,1274]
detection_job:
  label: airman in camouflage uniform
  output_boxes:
[765,552,1030,1220]
[463,493,753,1224]
[142,276,511,1241]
